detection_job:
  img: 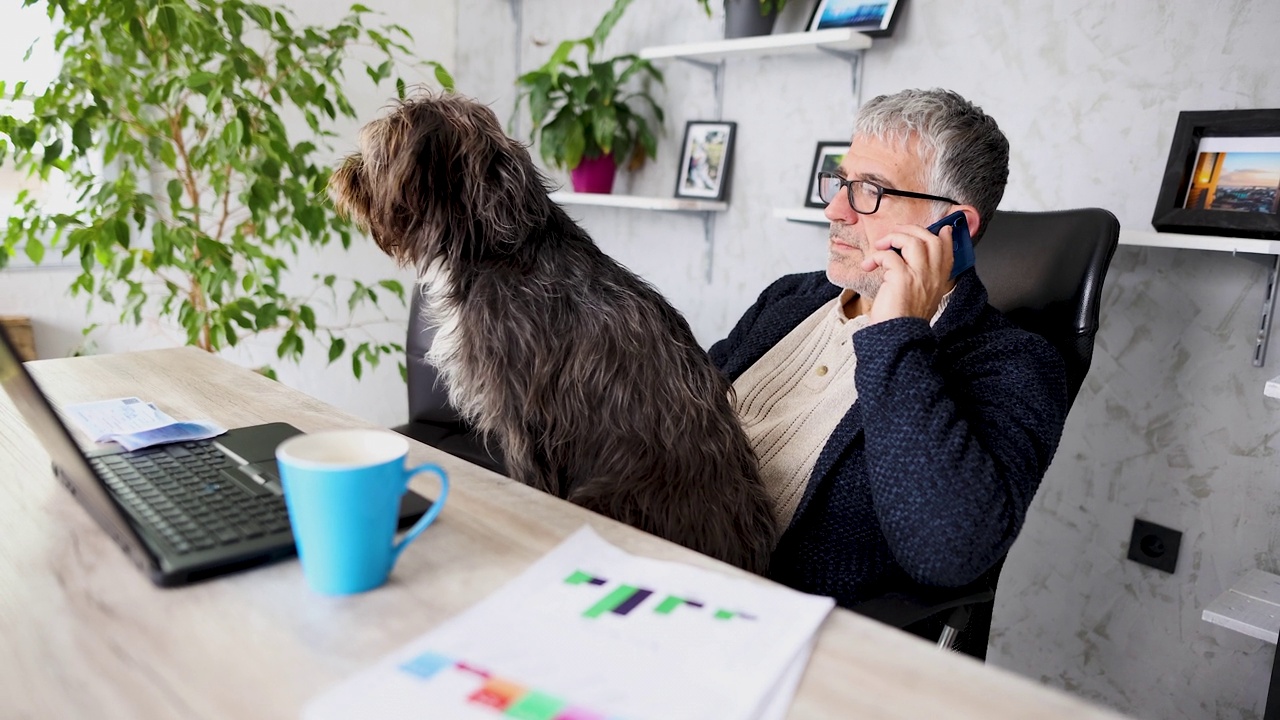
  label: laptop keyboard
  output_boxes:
[88,441,293,555]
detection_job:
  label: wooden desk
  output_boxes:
[0,348,1129,719]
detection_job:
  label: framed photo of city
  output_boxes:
[807,0,903,37]
[675,121,736,202]
[1152,109,1280,240]
[805,141,849,208]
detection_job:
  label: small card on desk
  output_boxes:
[62,397,227,451]
[305,526,834,720]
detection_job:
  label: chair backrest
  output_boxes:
[973,208,1120,406]
[917,207,1119,659]
[405,288,463,427]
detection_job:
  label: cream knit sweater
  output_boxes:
[732,289,951,531]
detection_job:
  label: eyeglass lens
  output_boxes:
[818,174,881,213]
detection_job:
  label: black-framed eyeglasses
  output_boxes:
[816,172,958,215]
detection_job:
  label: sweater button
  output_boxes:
[815,365,828,376]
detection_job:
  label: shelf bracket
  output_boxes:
[817,46,863,103]
[1249,253,1280,367]
[675,57,726,120]
[702,211,717,283]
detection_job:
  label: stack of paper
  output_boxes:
[61,396,226,451]
[307,526,834,720]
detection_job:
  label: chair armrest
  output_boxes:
[849,585,995,629]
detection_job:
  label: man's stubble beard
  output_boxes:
[826,226,885,298]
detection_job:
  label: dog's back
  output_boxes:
[435,207,776,573]
[330,92,777,573]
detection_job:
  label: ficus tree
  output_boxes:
[0,0,452,378]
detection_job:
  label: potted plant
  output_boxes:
[514,0,664,194]
[698,0,789,39]
[0,0,452,380]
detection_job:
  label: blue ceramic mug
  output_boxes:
[275,429,449,595]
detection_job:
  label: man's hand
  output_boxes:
[861,223,956,325]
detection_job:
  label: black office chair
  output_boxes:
[392,289,507,475]
[849,207,1121,659]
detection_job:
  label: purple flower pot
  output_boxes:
[569,154,617,194]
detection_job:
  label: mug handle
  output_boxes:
[391,463,450,563]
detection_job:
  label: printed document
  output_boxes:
[306,526,834,720]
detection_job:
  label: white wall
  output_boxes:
[455,0,1280,718]
[0,0,457,428]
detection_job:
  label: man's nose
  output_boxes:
[824,188,858,224]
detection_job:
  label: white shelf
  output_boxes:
[1119,229,1280,254]
[774,207,827,225]
[774,215,1280,254]
[549,191,727,213]
[639,28,871,63]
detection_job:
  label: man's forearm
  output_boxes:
[852,317,1068,586]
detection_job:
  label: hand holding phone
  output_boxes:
[926,210,975,279]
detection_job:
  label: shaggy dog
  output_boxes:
[329,92,776,574]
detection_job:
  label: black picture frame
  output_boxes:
[807,0,903,37]
[674,120,736,202]
[805,140,849,208]
[1152,109,1280,240]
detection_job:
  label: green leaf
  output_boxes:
[564,121,586,170]
[327,337,346,365]
[24,238,44,264]
[159,141,177,168]
[112,218,130,248]
[432,63,454,91]
[186,72,217,92]
[156,5,179,36]
[589,0,634,59]
[42,138,63,165]
[72,119,92,153]
[167,179,184,208]
[298,305,316,331]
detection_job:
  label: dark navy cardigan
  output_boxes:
[709,269,1068,607]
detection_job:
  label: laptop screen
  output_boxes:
[0,326,156,572]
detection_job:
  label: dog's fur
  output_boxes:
[329,92,776,573]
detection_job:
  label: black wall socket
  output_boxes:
[1127,518,1182,574]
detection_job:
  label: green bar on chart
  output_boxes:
[653,596,685,614]
[583,585,638,618]
[714,609,735,620]
[564,570,595,585]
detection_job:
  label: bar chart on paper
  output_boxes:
[306,527,834,720]
[564,569,755,621]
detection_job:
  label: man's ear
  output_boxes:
[957,205,982,243]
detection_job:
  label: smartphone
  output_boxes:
[926,210,975,279]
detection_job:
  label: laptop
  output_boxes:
[0,326,432,587]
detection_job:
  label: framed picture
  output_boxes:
[807,0,903,37]
[1152,109,1280,240]
[805,140,849,208]
[675,121,736,202]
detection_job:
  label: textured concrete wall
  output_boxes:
[457,1,1280,717]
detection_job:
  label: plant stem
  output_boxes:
[168,104,211,352]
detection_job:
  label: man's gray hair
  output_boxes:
[853,88,1009,241]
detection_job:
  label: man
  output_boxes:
[709,88,1069,609]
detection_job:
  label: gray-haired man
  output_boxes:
[710,88,1068,615]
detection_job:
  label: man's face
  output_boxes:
[824,134,937,295]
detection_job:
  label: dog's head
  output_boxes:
[329,91,551,270]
